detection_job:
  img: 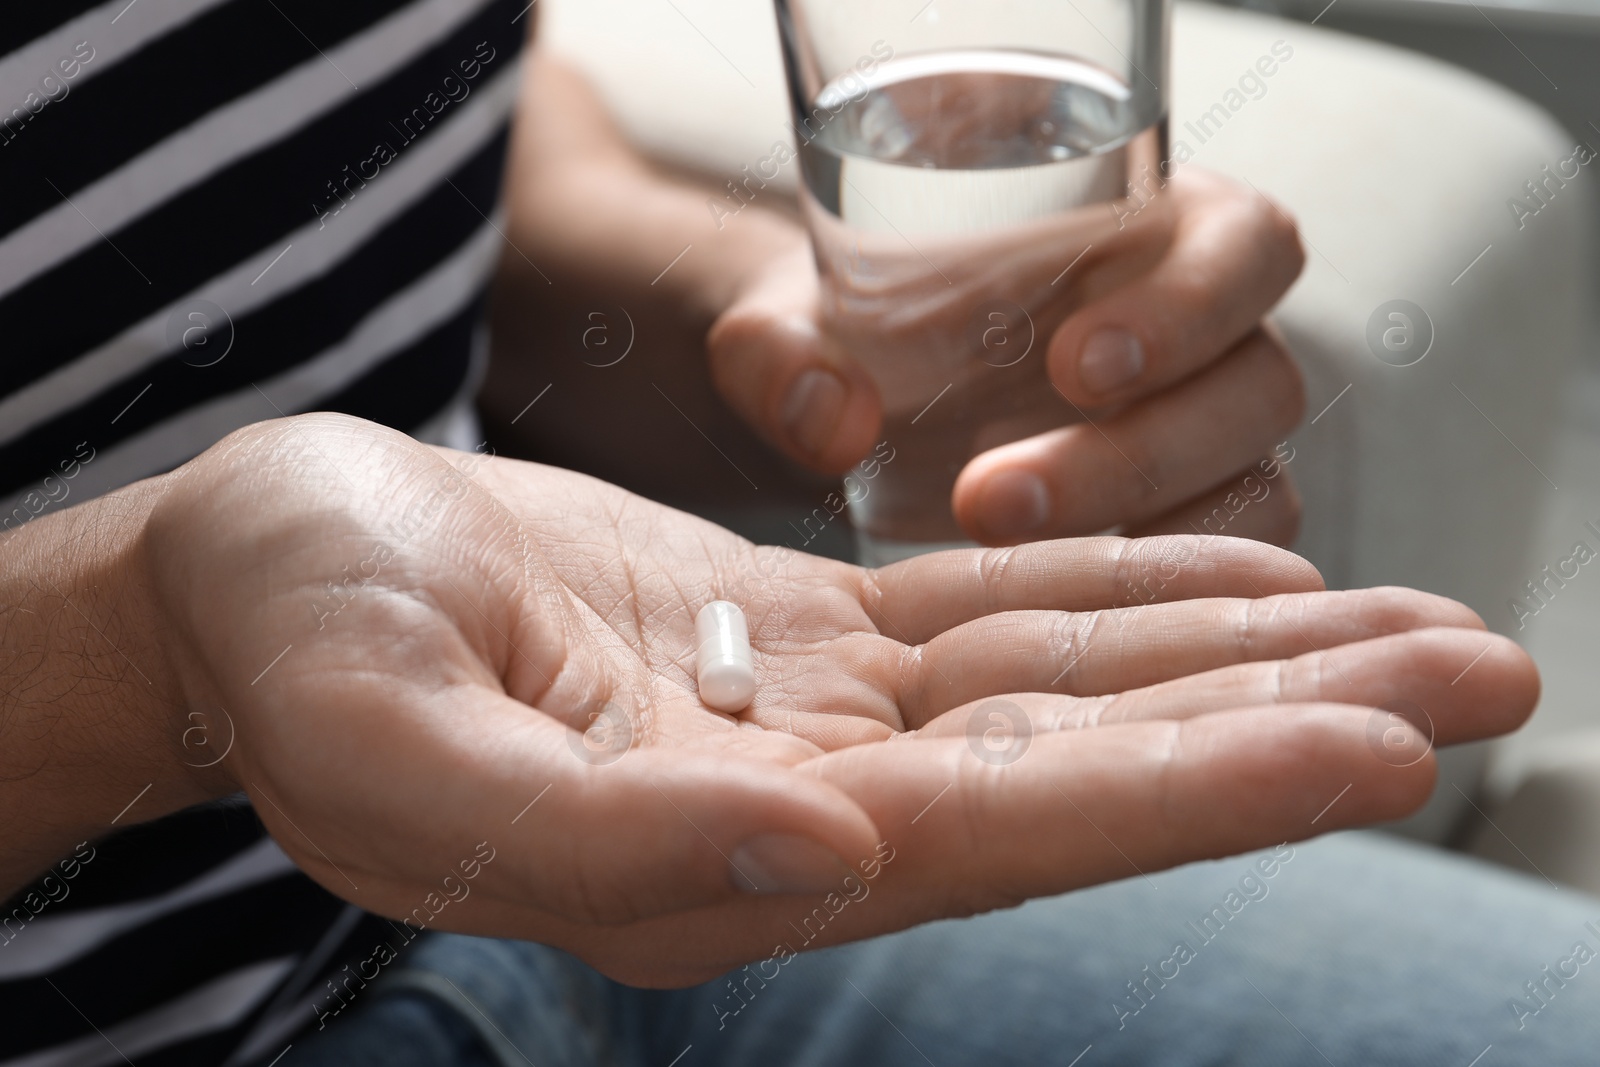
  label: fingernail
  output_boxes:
[977,470,1051,541]
[781,369,848,458]
[730,833,849,894]
[1079,329,1145,395]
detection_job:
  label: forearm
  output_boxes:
[0,476,208,896]
[500,46,806,322]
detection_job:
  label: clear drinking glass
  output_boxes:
[774,0,1169,565]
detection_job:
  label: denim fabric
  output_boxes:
[288,832,1600,1066]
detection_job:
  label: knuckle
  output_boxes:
[1182,168,1247,212]
[1237,594,1263,660]
[1250,197,1307,281]
[1117,537,1187,605]
[1276,351,1308,427]
[975,547,1017,612]
[897,641,934,724]
[1277,472,1303,521]
[1105,537,1140,603]
[1267,475,1303,547]
[1217,185,1304,282]
[1243,333,1307,430]
[704,327,752,392]
[1218,178,1265,219]
[1237,186,1294,237]
[1261,197,1301,248]
[1162,267,1216,319]
[1049,424,1156,531]
[1047,609,1089,685]
[706,302,764,352]
[1119,436,1170,507]
[1278,218,1308,277]
[707,309,788,386]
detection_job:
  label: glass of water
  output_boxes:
[774,0,1169,565]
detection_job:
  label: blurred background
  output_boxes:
[1203,0,1600,866]
[1204,0,1600,767]
[1229,0,1600,151]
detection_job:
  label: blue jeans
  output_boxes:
[287,832,1600,1066]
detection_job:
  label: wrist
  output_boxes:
[0,472,228,893]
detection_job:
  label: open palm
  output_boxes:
[149,415,1535,987]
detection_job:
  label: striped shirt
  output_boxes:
[0,0,527,1062]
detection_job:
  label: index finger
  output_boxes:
[860,535,1323,645]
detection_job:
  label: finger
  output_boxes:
[913,627,1535,748]
[810,705,1433,930]
[899,588,1487,724]
[275,686,883,930]
[499,710,881,921]
[706,251,883,473]
[863,534,1323,646]
[489,703,1435,984]
[1123,461,1303,547]
[951,329,1306,543]
[1047,171,1305,405]
[1088,627,1535,744]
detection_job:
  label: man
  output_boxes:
[1,3,1594,1066]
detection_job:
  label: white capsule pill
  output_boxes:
[695,600,757,712]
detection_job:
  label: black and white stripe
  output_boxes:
[0,0,521,480]
[0,0,528,1061]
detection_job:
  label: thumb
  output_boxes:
[706,250,881,473]
[478,698,883,925]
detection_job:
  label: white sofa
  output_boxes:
[536,0,1597,843]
